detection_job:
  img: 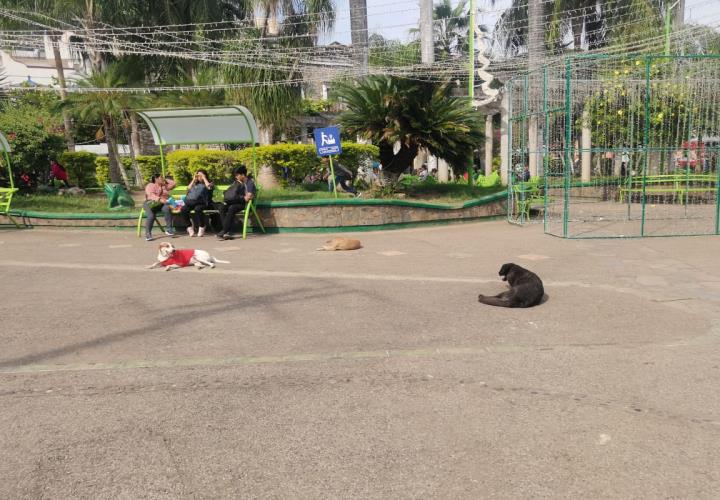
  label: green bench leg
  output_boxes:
[241,202,266,240]
[136,207,166,238]
[2,212,22,228]
[136,208,144,237]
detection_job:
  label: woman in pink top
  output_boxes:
[143,173,177,241]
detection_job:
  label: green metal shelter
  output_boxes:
[0,132,14,189]
[0,131,20,228]
[135,105,260,178]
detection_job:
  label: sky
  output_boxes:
[320,0,720,46]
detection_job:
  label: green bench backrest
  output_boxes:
[0,187,17,213]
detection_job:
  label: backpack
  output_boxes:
[223,181,245,203]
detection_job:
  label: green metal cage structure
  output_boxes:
[506,54,720,238]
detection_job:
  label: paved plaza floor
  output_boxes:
[1,222,719,498]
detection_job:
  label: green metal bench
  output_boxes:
[0,187,20,228]
[136,184,265,239]
[513,180,551,221]
[619,174,716,203]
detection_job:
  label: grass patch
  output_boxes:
[399,182,504,204]
[10,182,506,214]
[260,187,340,201]
[11,194,111,213]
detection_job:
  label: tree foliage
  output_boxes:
[0,91,65,179]
[335,76,483,177]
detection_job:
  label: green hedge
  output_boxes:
[165,150,238,185]
[60,152,99,188]
[93,143,380,187]
[95,155,163,186]
[237,144,317,183]
[167,142,379,184]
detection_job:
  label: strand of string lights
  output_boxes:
[0,1,717,93]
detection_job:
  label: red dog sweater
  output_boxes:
[161,249,195,267]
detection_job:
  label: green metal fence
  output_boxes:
[506,54,720,238]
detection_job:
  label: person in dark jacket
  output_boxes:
[181,169,214,237]
[215,166,256,240]
[322,157,357,195]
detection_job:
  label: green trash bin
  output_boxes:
[104,183,135,210]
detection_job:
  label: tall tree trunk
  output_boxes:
[349,0,369,73]
[571,11,584,51]
[51,34,75,151]
[259,125,273,145]
[129,113,142,157]
[527,0,543,73]
[82,1,104,73]
[122,112,143,186]
[103,115,129,188]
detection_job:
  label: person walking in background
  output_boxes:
[181,169,214,237]
[144,173,176,241]
[50,160,70,188]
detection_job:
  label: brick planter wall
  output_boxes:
[2,194,508,230]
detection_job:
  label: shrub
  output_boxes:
[0,91,65,182]
[135,156,164,183]
[237,144,317,183]
[337,142,379,175]
[94,157,134,186]
[239,142,379,183]
[60,152,98,187]
[166,150,238,185]
[95,158,110,186]
[94,142,381,187]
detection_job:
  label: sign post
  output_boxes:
[314,126,343,199]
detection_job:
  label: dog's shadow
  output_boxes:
[539,293,550,305]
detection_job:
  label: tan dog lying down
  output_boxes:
[316,237,362,251]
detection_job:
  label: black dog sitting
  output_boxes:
[478,263,545,308]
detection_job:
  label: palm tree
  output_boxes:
[410,0,470,59]
[225,0,336,144]
[64,64,142,187]
[493,0,666,56]
[335,75,484,179]
[224,42,303,144]
[254,0,335,37]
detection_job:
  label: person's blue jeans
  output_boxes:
[144,201,173,236]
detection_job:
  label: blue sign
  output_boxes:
[314,127,342,156]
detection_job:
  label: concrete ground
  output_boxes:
[1,222,719,499]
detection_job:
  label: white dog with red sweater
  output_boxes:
[147,242,230,271]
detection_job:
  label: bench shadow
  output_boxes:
[0,285,350,370]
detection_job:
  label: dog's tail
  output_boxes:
[213,258,231,264]
[477,294,513,307]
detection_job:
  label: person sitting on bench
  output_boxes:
[144,173,176,241]
[215,166,256,240]
[181,169,214,237]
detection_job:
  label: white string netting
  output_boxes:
[0,0,717,93]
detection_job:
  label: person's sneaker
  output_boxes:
[222,234,233,240]
[165,229,175,236]
[216,232,225,240]
[145,235,154,241]
[355,192,362,198]
[198,227,206,237]
[187,226,195,237]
